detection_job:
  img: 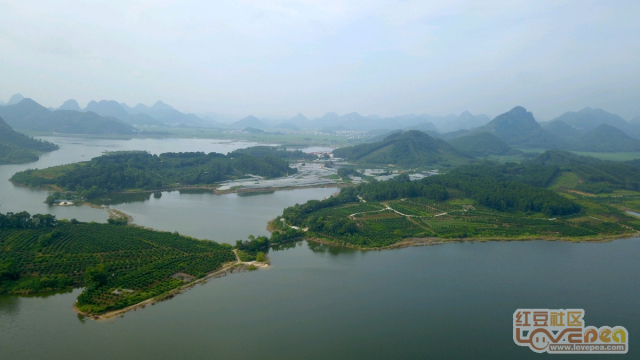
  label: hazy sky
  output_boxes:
[1,0,639,120]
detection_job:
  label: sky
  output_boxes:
[1,0,639,121]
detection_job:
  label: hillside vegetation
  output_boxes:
[0,117,58,164]
[332,130,471,167]
[447,132,520,156]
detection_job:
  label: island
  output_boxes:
[9,147,312,202]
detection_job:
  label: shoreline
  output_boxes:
[9,180,349,199]
[74,258,270,321]
[299,232,640,251]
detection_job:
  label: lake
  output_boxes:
[1,137,638,359]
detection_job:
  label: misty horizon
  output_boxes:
[1,1,639,121]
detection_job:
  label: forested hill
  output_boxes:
[10,149,297,197]
[0,98,134,135]
[474,106,560,148]
[530,150,640,193]
[447,132,520,156]
[332,130,471,167]
[0,116,58,164]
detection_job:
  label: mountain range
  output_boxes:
[0,99,135,135]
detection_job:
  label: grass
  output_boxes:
[570,151,640,162]
[548,171,582,190]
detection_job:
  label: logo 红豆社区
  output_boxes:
[513,309,628,354]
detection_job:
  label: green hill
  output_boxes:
[0,99,134,135]
[0,117,58,164]
[531,149,640,192]
[576,124,640,152]
[332,130,471,167]
[476,106,561,148]
[543,120,582,144]
[447,132,520,156]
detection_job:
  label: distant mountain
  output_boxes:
[631,116,640,125]
[287,113,312,128]
[435,111,490,133]
[58,99,82,111]
[475,106,560,148]
[0,100,5,106]
[448,132,520,156]
[0,116,58,164]
[404,122,439,133]
[576,124,640,152]
[124,101,208,126]
[232,115,267,129]
[551,108,631,133]
[0,99,134,135]
[86,100,130,119]
[307,111,488,132]
[332,130,471,166]
[543,120,582,144]
[7,94,25,106]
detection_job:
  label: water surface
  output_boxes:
[1,239,638,359]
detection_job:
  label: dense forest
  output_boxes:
[228,146,316,160]
[11,148,297,197]
[0,212,237,314]
[0,116,58,164]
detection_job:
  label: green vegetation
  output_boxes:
[332,130,471,167]
[0,212,236,314]
[11,149,297,198]
[0,116,58,164]
[228,146,316,160]
[448,132,520,156]
[275,152,640,248]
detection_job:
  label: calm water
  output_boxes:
[92,188,337,241]
[0,137,277,234]
[1,138,639,359]
[1,239,639,359]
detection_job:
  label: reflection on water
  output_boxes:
[237,191,276,197]
[91,192,153,205]
[95,187,337,243]
[306,240,360,256]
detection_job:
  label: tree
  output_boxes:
[0,258,20,284]
[256,252,266,262]
[85,264,109,286]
